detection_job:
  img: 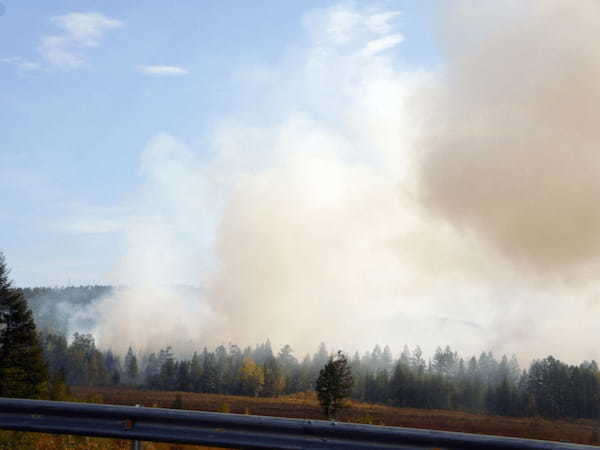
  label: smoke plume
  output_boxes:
[87,2,600,363]
[420,1,600,273]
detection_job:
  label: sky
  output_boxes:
[0,1,438,287]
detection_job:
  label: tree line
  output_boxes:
[38,332,600,420]
[2,253,600,421]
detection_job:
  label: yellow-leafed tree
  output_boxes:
[239,356,264,397]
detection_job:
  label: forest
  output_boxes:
[39,331,600,421]
[7,285,600,422]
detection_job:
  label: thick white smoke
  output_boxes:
[89,2,600,363]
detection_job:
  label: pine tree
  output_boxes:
[277,344,297,370]
[125,346,139,384]
[314,342,329,367]
[381,345,393,371]
[160,355,177,390]
[0,253,48,398]
[190,351,203,391]
[175,360,192,391]
[200,348,218,393]
[263,356,284,397]
[315,350,353,419]
[144,352,160,378]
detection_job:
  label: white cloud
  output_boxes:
[61,215,126,234]
[360,34,404,57]
[51,12,122,47]
[139,65,190,76]
[1,57,40,72]
[39,12,122,69]
[39,35,84,69]
[304,5,401,49]
[59,204,130,235]
[365,11,402,35]
[62,218,124,234]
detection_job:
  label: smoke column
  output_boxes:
[89,2,600,363]
[420,1,600,273]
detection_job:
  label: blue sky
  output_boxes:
[1,1,439,287]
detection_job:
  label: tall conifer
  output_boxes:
[0,253,48,398]
[315,350,353,418]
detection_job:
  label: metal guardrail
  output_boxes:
[0,397,598,449]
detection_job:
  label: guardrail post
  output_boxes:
[130,404,142,450]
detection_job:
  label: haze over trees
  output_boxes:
[19,285,111,335]
[3,274,600,422]
[30,331,600,421]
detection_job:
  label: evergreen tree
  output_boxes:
[214,345,229,393]
[371,345,383,369]
[190,351,203,391]
[200,349,218,393]
[399,345,411,367]
[315,350,353,419]
[297,354,314,392]
[160,354,177,390]
[313,342,329,368]
[125,347,139,384]
[390,360,413,407]
[104,349,122,377]
[277,344,297,370]
[176,360,192,391]
[111,369,121,386]
[412,346,426,374]
[0,253,48,398]
[381,345,393,371]
[144,352,160,387]
[41,333,68,376]
[263,356,284,397]
[254,339,273,365]
[66,333,96,385]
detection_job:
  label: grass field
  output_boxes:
[71,386,600,447]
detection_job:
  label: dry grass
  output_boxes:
[70,387,600,447]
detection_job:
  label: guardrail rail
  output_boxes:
[0,397,598,449]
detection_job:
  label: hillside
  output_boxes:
[72,387,600,447]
